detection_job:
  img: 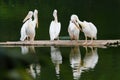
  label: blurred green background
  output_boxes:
[0,0,120,41]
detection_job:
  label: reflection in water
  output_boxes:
[83,47,98,70]
[20,46,98,80]
[28,63,41,79]
[20,46,41,79]
[69,46,82,80]
[21,46,35,54]
[50,46,62,79]
[70,46,99,80]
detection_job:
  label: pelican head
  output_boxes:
[70,14,82,31]
[34,9,38,28]
[23,11,33,23]
[53,9,57,18]
[79,20,88,28]
[71,14,79,22]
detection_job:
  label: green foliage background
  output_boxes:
[0,0,120,41]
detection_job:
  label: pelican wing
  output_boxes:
[49,21,61,40]
[89,22,97,32]
[89,22,97,39]
[55,22,61,37]
[49,21,55,40]
[20,20,29,41]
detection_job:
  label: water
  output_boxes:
[0,46,120,80]
[0,0,120,80]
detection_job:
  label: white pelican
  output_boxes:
[77,19,97,44]
[68,14,81,40]
[49,9,61,40]
[20,11,33,41]
[20,9,38,41]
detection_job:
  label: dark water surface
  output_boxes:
[0,46,120,80]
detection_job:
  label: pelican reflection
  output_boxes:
[21,46,35,54]
[70,46,99,80]
[28,63,41,79]
[69,46,82,80]
[82,47,98,70]
[50,46,62,78]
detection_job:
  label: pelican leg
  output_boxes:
[89,46,93,53]
[54,37,59,40]
[29,36,34,42]
[88,37,93,44]
[76,35,79,40]
[74,35,77,40]
[26,36,30,41]
[70,35,74,40]
[83,36,87,45]
[70,37,73,40]
[85,46,88,52]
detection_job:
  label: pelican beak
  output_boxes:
[76,19,83,32]
[23,11,32,23]
[73,20,81,31]
[36,14,38,28]
[23,15,29,23]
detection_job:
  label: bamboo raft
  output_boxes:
[0,40,120,47]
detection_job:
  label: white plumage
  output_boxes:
[77,20,97,44]
[68,14,81,40]
[49,9,61,40]
[20,11,33,41]
[20,9,38,41]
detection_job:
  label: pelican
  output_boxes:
[77,19,97,44]
[49,9,61,40]
[20,9,38,41]
[20,11,33,41]
[68,14,81,40]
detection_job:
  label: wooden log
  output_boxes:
[0,40,119,47]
